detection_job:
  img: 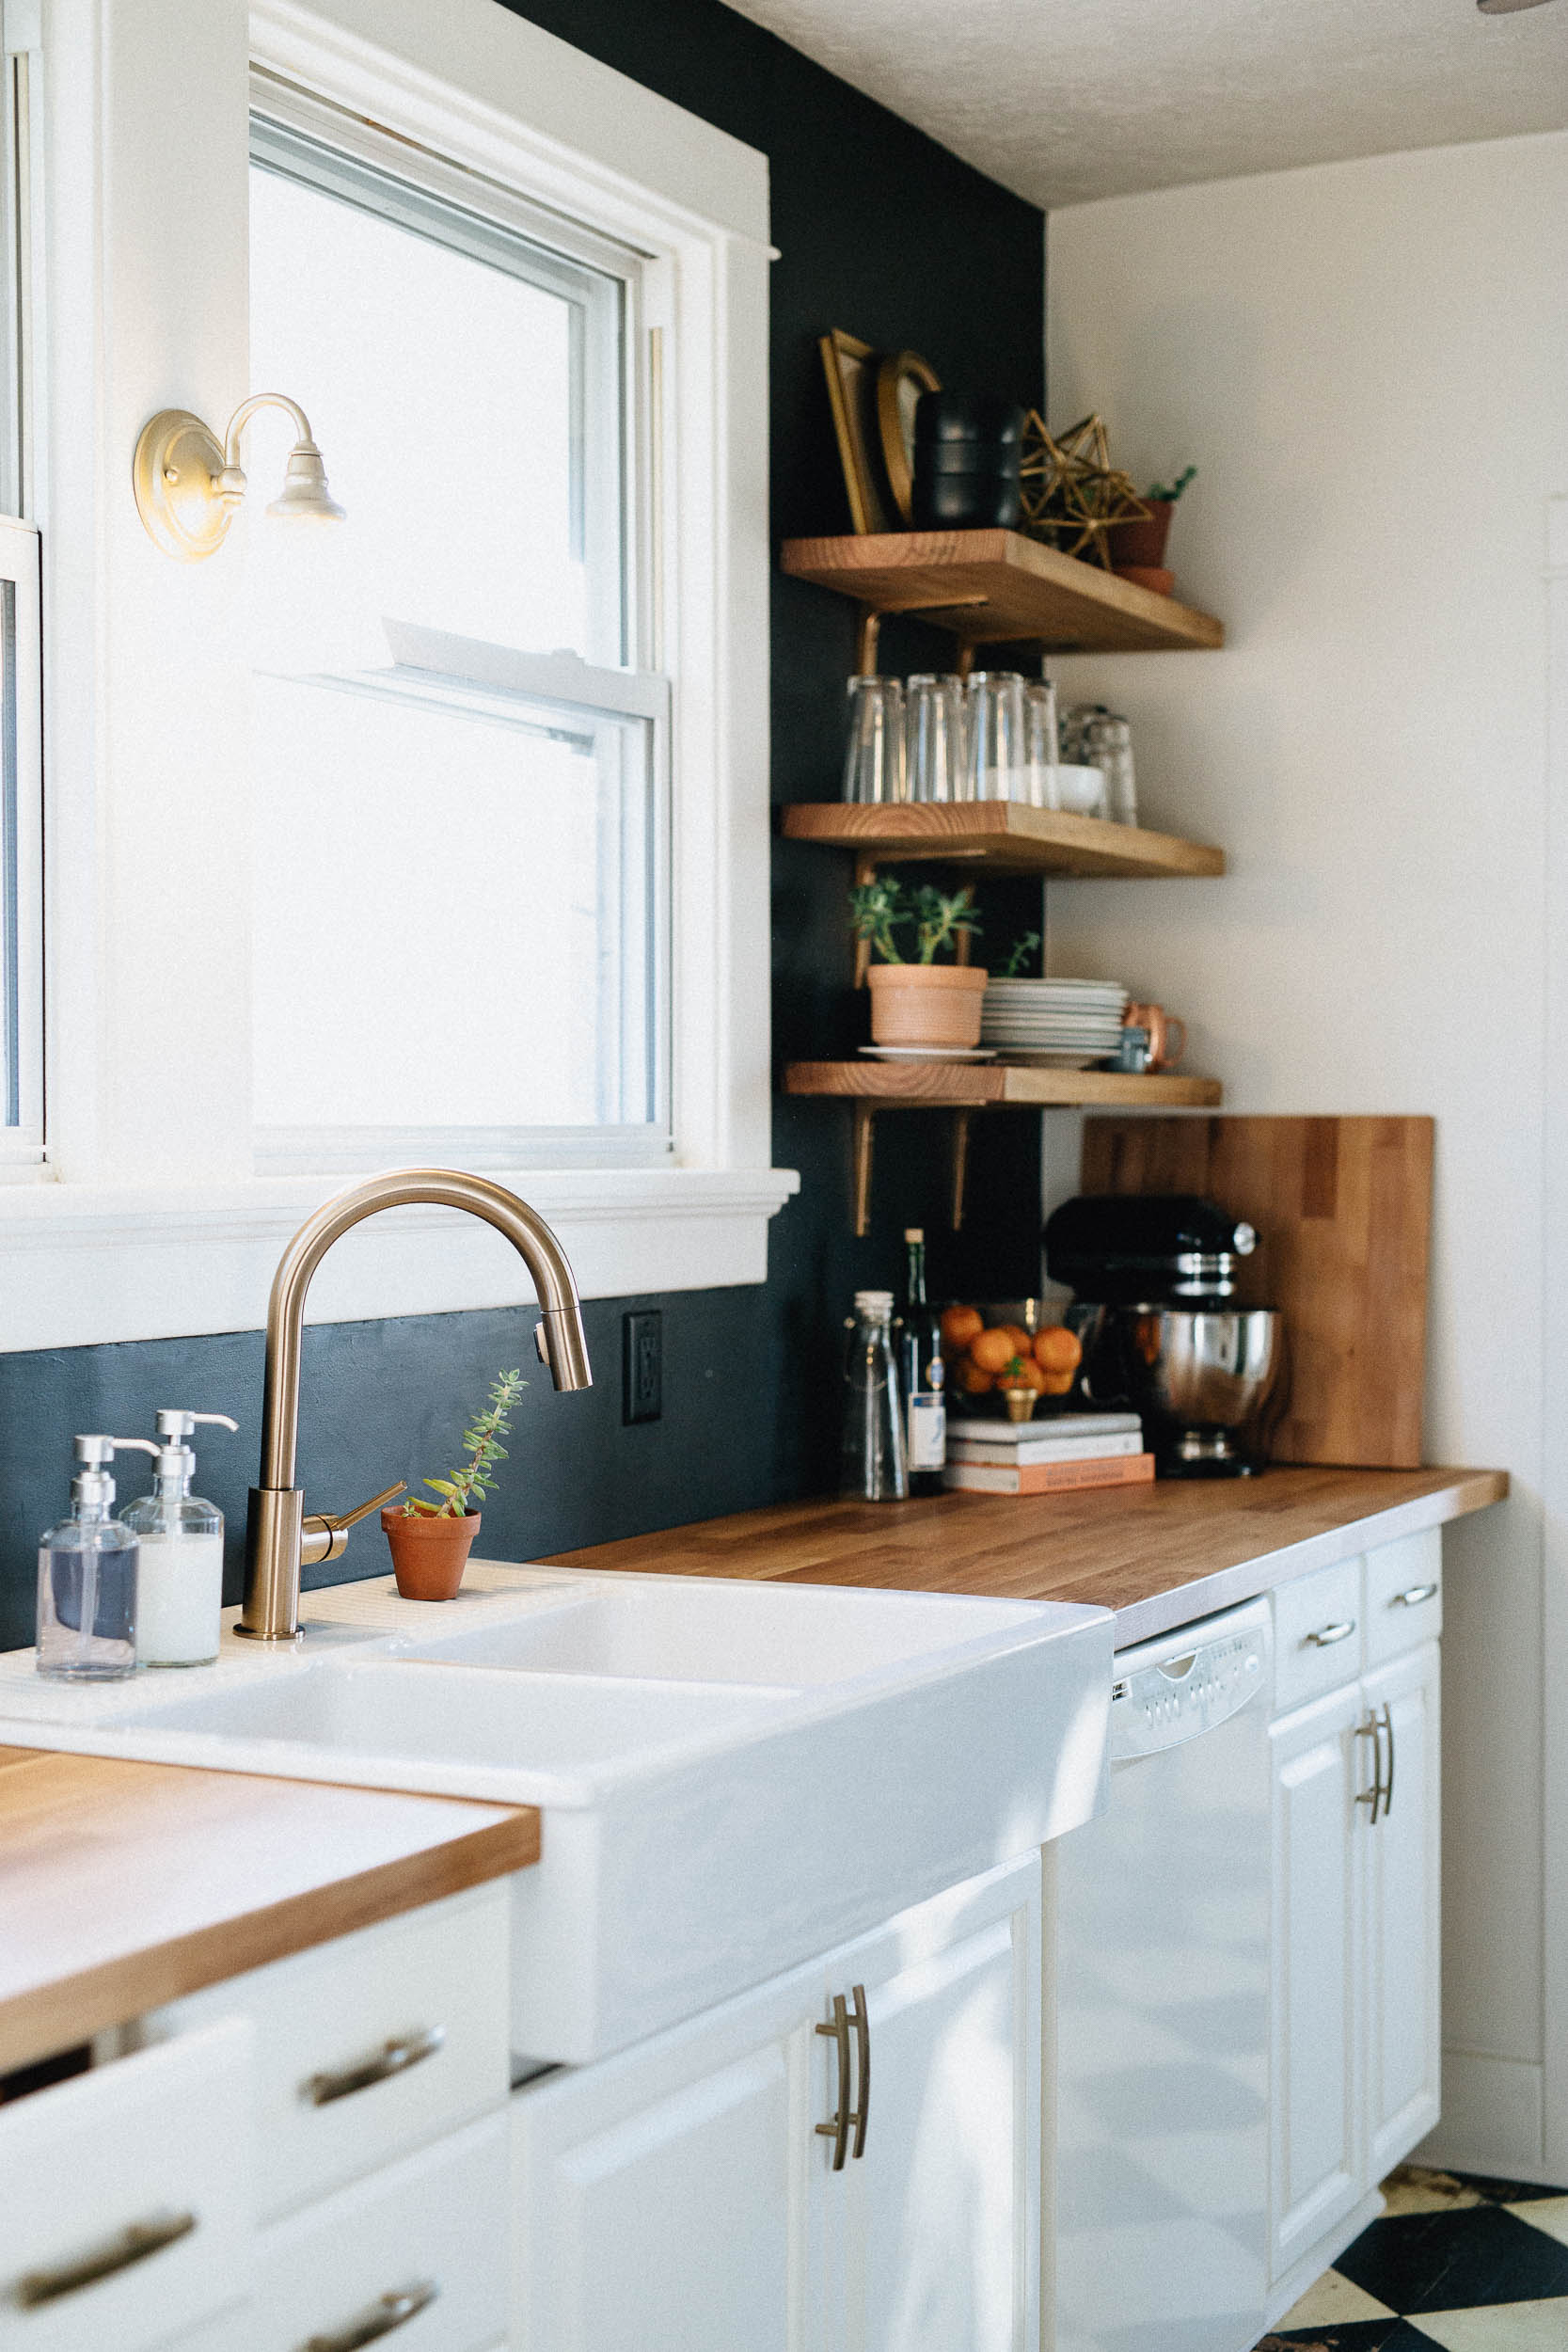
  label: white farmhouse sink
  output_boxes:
[0,1563,1113,2062]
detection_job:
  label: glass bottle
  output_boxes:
[37,1436,159,1681]
[897,1229,946,1497]
[119,1410,240,1666]
[839,1289,909,1502]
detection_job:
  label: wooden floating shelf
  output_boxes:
[781,529,1225,655]
[782,800,1225,882]
[786,1062,1223,1109]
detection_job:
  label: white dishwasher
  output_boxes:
[1054,1596,1274,2352]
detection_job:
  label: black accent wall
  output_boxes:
[0,1,1045,1651]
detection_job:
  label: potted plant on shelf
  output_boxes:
[383,1367,525,1600]
[850,879,987,1049]
[1106,465,1196,590]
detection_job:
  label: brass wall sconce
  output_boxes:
[132,393,344,563]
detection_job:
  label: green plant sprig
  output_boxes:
[404,1367,526,1518]
[848,880,981,966]
[1147,464,1196,503]
[998,930,1041,978]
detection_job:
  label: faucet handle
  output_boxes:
[301,1481,408,1568]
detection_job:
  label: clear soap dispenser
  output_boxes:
[37,1436,159,1681]
[119,1410,239,1667]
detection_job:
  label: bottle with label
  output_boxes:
[37,1435,159,1681]
[898,1227,947,1496]
[119,1410,239,1667]
[839,1289,909,1502]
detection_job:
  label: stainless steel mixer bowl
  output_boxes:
[1080,1305,1285,1461]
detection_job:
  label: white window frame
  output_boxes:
[0,0,795,1350]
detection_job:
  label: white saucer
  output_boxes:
[859,1045,999,1061]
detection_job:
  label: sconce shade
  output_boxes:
[265,439,346,525]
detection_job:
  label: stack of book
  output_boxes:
[942,1412,1154,1495]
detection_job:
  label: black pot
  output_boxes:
[911,466,1023,530]
[914,391,1026,448]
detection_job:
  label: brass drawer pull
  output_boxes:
[304,2025,445,2107]
[816,1994,851,2170]
[1355,1710,1385,1821]
[1305,1619,1355,1648]
[1381,1701,1396,1818]
[1392,1582,1438,1609]
[299,2280,437,2352]
[848,1982,870,2160]
[15,2208,196,2307]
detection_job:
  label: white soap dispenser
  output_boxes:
[119,1410,239,1667]
[37,1435,159,1681]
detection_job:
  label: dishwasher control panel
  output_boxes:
[1109,1598,1271,1760]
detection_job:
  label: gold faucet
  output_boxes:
[238,1168,593,1643]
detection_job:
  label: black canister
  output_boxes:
[911,392,1024,531]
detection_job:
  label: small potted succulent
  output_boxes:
[383,1368,525,1600]
[1106,465,1196,585]
[850,879,987,1049]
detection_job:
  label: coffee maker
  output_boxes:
[1044,1196,1285,1476]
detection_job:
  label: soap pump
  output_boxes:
[119,1410,239,1667]
[37,1435,159,1681]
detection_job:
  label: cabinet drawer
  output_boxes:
[0,2020,252,2352]
[247,2114,506,2352]
[1273,1557,1364,1714]
[1364,1531,1443,1668]
[147,1884,510,2219]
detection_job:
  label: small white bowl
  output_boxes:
[1049,764,1108,818]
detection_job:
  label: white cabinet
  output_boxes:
[511,1854,1040,2352]
[1268,1534,1442,2306]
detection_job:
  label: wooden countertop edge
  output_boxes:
[0,1763,539,2077]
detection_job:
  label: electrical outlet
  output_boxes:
[623,1310,663,1425]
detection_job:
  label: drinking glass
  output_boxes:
[905,674,966,803]
[1025,681,1060,810]
[1082,712,1137,825]
[966,672,1027,803]
[842,676,907,804]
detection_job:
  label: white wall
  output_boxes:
[1046,128,1568,2178]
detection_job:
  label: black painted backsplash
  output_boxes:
[0,0,1048,1650]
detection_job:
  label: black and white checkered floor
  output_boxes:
[1257,2166,1568,2350]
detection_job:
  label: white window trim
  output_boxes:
[7,0,795,1350]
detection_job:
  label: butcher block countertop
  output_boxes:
[0,1746,539,2075]
[548,1465,1508,1648]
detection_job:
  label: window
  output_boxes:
[0,7,40,1174]
[246,100,669,1171]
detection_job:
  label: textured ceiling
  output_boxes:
[722,0,1568,206]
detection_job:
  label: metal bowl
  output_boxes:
[1080,1306,1285,1473]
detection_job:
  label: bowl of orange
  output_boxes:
[939,1300,1084,1422]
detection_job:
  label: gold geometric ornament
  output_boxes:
[1018,410,1149,570]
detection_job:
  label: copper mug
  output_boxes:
[1124,1001,1187,1070]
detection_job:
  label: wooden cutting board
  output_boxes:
[1079,1115,1434,1469]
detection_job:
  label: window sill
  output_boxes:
[0,1165,800,1352]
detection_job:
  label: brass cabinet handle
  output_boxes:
[15,2209,196,2307]
[299,2280,438,2352]
[816,1994,851,2169]
[303,2025,445,2107]
[1392,1582,1438,1609]
[1355,1710,1385,1821]
[848,1983,870,2160]
[1305,1619,1355,1648]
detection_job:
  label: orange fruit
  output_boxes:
[1034,1326,1082,1374]
[941,1304,984,1352]
[969,1327,1018,1375]
[954,1358,994,1393]
[1003,1325,1035,1356]
[1038,1367,1076,1395]
[999,1357,1048,1392]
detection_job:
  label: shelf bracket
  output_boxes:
[851,1101,876,1238]
[852,850,878,989]
[854,608,881,678]
[950,1108,973,1231]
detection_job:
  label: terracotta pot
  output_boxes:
[381,1507,480,1601]
[866,962,989,1049]
[1113,564,1175,598]
[1104,500,1173,572]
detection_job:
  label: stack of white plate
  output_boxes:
[981,977,1130,1068]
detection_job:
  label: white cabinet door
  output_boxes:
[1269,1683,1366,2283]
[510,1948,826,2352]
[1362,1641,1441,2180]
[829,1856,1040,2352]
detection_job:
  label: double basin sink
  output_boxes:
[0,1562,1113,2061]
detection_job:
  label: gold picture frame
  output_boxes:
[819,329,893,535]
[876,350,942,525]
